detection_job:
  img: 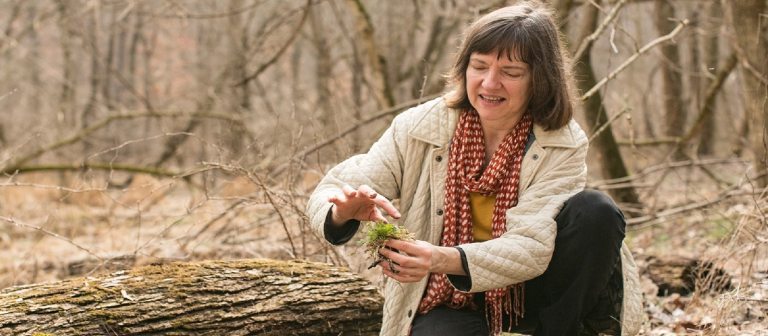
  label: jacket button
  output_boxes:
[532,154,539,160]
[407,309,412,317]
[436,209,444,216]
[435,155,443,162]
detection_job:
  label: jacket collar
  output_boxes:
[407,97,581,149]
[407,97,458,148]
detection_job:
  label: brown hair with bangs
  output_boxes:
[444,1,575,131]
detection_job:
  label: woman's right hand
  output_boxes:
[327,184,401,225]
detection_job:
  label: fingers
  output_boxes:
[342,184,358,198]
[383,239,417,254]
[381,264,423,283]
[378,240,430,282]
[358,184,401,220]
[376,199,401,220]
[328,184,401,222]
[357,184,377,199]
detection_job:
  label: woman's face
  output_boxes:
[465,51,532,125]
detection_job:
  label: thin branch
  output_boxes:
[1,111,245,171]
[572,0,628,61]
[235,0,312,87]
[0,181,106,193]
[627,177,766,231]
[588,107,629,143]
[270,93,442,177]
[580,19,689,101]
[137,1,265,19]
[3,162,181,177]
[588,158,749,188]
[639,53,740,198]
[676,53,739,148]
[183,199,248,250]
[203,163,297,258]
[615,137,681,146]
[0,216,102,261]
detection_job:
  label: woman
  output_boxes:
[307,2,643,335]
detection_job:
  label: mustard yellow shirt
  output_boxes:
[469,192,496,242]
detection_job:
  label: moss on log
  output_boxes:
[0,259,382,335]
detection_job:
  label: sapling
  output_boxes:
[359,221,414,272]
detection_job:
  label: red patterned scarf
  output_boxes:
[417,109,532,335]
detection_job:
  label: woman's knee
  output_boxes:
[558,189,626,237]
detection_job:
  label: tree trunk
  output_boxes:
[57,0,76,128]
[81,5,102,155]
[655,0,686,158]
[571,0,641,207]
[0,259,383,336]
[346,0,395,109]
[697,0,721,156]
[724,0,768,187]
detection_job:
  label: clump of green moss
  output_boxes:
[359,221,414,271]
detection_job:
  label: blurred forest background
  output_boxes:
[0,0,766,334]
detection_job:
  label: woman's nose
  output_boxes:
[481,71,501,89]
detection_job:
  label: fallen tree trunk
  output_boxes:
[0,259,383,335]
[641,255,732,296]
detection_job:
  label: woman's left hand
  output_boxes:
[377,240,434,283]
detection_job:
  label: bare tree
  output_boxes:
[655,0,686,158]
[696,0,722,156]
[724,0,768,187]
[570,0,641,207]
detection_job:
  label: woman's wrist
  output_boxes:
[329,205,349,227]
[430,245,466,276]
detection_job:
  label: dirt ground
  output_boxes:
[1,170,766,335]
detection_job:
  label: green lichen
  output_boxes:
[359,221,414,270]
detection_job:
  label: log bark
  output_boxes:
[0,259,383,335]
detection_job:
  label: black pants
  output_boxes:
[411,190,626,336]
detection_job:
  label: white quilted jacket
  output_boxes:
[308,97,643,335]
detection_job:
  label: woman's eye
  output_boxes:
[505,72,523,78]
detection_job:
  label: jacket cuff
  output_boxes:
[447,246,472,291]
[323,207,361,245]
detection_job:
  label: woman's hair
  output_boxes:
[444,1,576,131]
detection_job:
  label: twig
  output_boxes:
[588,158,748,188]
[86,132,195,161]
[203,163,298,258]
[615,137,680,146]
[627,171,768,230]
[236,0,312,87]
[1,111,245,172]
[136,1,265,19]
[674,53,738,151]
[0,216,102,261]
[588,107,629,143]
[0,181,106,193]
[580,19,689,101]
[3,162,181,177]
[573,0,628,61]
[183,199,248,249]
[270,93,442,177]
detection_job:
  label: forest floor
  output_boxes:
[0,169,766,335]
